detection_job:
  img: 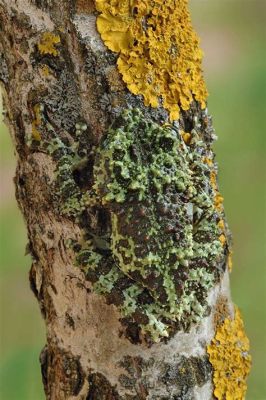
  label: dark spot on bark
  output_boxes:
[29,264,39,299]
[33,0,50,9]
[120,318,142,344]
[106,290,124,307]
[97,208,111,235]
[18,175,26,186]
[131,310,149,325]
[191,356,212,386]
[50,283,57,295]
[73,163,91,190]
[40,345,48,394]
[65,312,75,329]
[15,111,27,154]
[47,230,54,239]
[118,374,137,389]
[137,289,154,306]
[41,345,85,398]
[87,373,120,400]
[0,52,9,84]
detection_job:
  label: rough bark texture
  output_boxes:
[0,1,251,399]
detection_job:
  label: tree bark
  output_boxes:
[0,1,251,399]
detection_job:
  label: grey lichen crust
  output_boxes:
[118,354,212,400]
[48,108,229,343]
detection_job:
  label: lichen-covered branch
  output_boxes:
[0,0,251,399]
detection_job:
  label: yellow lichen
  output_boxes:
[203,159,227,250]
[181,131,191,144]
[204,157,213,167]
[37,32,61,56]
[41,65,51,77]
[207,307,251,400]
[218,219,225,231]
[209,168,224,213]
[210,170,217,187]
[228,250,233,272]
[214,193,224,213]
[95,0,208,120]
[219,234,226,246]
[217,220,227,247]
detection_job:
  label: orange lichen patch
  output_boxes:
[181,131,191,144]
[205,160,224,211]
[213,296,230,327]
[32,104,42,141]
[206,161,226,245]
[210,170,217,189]
[228,251,233,272]
[203,157,213,166]
[219,234,226,247]
[217,220,226,247]
[95,0,208,120]
[214,193,224,213]
[218,219,225,231]
[207,307,251,400]
[209,168,224,213]
[37,32,61,56]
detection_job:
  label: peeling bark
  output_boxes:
[0,1,251,399]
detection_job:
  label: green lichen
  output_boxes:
[50,108,227,342]
[121,285,143,316]
[47,137,90,217]
[94,267,120,294]
[94,110,193,204]
[90,108,226,340]
[76,247,103,271]
[93,109,195,307]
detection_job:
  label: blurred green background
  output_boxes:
[0,1,265,399]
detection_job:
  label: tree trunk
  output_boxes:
[0,1,251,399]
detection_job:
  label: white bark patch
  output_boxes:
[73,14,105,52]
[194,381,213,400]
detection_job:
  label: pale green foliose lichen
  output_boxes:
[90,108,226,340]
[50,108,227,342]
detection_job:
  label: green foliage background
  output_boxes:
[0,1,265,398]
